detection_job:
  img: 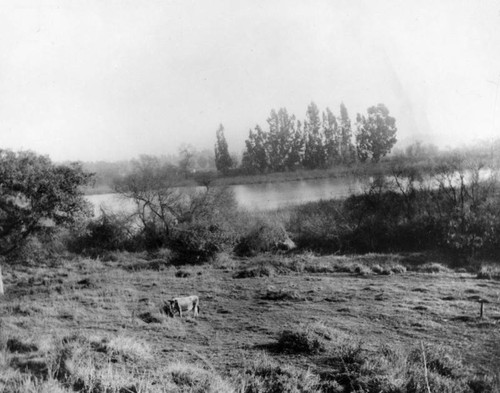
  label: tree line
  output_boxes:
[214,102,397,174]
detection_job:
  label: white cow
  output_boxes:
[164,295,199,318]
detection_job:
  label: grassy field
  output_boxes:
[1,252,499,392]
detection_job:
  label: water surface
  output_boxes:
[86,177,362,215]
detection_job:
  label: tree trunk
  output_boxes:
[0,265,4,295]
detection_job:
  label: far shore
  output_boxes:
[83,162,392,195]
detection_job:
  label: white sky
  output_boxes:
[1,0,499,162]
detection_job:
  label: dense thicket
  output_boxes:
[287,155,500,260]
[94,155,241,262]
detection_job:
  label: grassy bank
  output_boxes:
[1,252,499,392]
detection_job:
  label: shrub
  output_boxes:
[234,220,295,257]
[276,328,325,355]
[67,210,137,257]
[477,265,500,280]
[287,199,347,253]
[168,223,225,263]
[212,252,238,270]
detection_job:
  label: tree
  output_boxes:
[115,155,237,259]
[214,124,233,174]
[0,150,93,256]
[114,155,182,242]
[303,102,326,169]
[241,125,269,173]
[267,108,295,171]
[284,120,305,170]
[355,104,397,163]
[323,107,340,166]
[0,150,92,293]
[178,144,196,178]
[338,102,355,164]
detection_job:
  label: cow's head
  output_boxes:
[162,301,175,317]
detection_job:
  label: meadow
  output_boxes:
[2,148,500,392]
[1,251,499,392]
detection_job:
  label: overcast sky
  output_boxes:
[1,0,499,162]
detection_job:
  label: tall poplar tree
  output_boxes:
[267,108,296,171]
[323,107,339,166]
[241,125,269,173]
[303,102,326,169]
[338,103,355,164]
[214,124,233,174]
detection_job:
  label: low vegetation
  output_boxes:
[1,147,500,392]
[0,253,499,392]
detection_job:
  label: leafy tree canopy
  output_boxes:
[356,104,397,163]
[0,150,93,255]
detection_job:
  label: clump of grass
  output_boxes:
[71,361,159,393]
[261,288,304,301]
[391,264,407,274]
[354,264,372,275]
[175,269,192,278]
[150,247,174,261]
[236,354,321,393]
[166,361,235,393]
[212,252,238,270]
[417,262,451,273]
[276,327,326,355]
[233,264,274,279]
[477,265,500,280]
[105,335,152,362]
[371,263,407,275]
[0,375,70,393]
[136,311,166,324]
[318,340,497,393]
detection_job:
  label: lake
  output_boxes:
[85,177,363,215]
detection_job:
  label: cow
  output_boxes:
[163,295,199,318]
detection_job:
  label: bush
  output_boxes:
[276,328,325,355]
[67,210,137,257]
[477,265,500,280]
[285,162,500,260]
[168,223,226,263]
[234,220,295,257]
[287,199,347,252]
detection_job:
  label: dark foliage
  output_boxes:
[0,150,92,256]
[287,161,500,258]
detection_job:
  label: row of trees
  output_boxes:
[214,102,397,174]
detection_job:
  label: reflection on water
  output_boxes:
[85,177,363,215]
